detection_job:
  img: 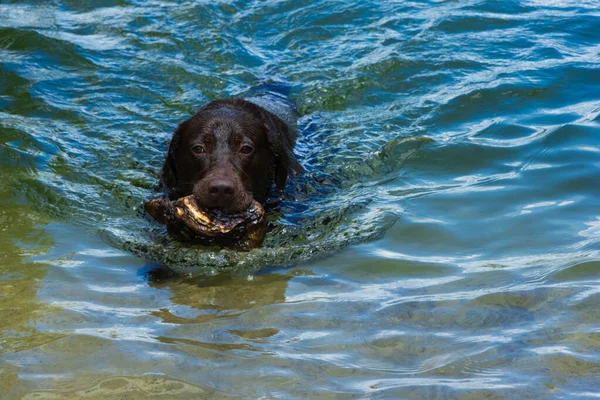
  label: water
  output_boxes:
[1,0,600,398]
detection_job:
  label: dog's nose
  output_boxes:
[207,179,235,202]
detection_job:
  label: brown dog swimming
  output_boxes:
[146,97,302,247]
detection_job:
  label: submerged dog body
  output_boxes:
[160,98,302,213]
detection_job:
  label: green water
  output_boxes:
[1,0,600,398]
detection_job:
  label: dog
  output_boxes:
[160,98,303,213]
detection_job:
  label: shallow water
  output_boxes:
[1,0,600,398]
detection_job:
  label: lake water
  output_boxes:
[1,1,600,398]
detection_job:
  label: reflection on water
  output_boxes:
[1,0,600,398]
[150,271,290,324]
[0,175,62,394]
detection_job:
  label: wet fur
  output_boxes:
[160,98,302,212]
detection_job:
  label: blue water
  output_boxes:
[1,1,600,398]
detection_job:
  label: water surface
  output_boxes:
[1,0,600,398]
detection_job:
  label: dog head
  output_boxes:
[160,99,302,213]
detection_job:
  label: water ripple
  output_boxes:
[2,0,600,398]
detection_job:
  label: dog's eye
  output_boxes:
[239,145,254,155]
[191,145,206,154]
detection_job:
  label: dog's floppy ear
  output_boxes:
[263,113,303,190]
[160,120,186,197]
